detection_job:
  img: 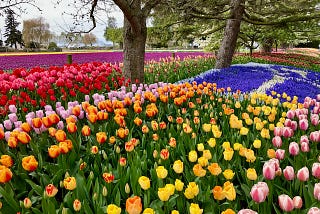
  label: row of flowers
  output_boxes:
[0,52,210,71]
[180,63,320,103]
[0,77,320,213]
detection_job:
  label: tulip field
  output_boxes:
[0,50,320,214]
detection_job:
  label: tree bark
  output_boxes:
[215,0,245,69]
[123,16,147,84]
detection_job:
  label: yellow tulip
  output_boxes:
[175,179,184,191]
[223,169,235,180]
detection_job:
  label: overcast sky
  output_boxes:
[0,0,123,44]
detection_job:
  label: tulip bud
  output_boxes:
[23,197,32,209]
[102,150,108,159]
[89,171,94,179]
[125,183,130,194]
[62,207,68,214]
[116,146,121,154]
[314,183,320,201]
[102,186,108,196]
[307,207,320,214]
[93,193,98,200]
[289,142,299,156]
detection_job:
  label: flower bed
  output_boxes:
[0,52,320,213]
[0,51,211,71]
[0,78,320,213]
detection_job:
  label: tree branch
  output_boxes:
[142,0,162,16]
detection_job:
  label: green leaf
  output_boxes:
[0,185,21,212]
[83,200,94,214]
[25,179,43,196]
[31,207,43,214]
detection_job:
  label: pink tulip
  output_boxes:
[274,127,283,136]
[299,119,309,131]
[275,149,285,160]
[312,163,320,179]
[289,142,299,156]
[263,161,276,180]
[284,119,292,127]
[297,167,309,182]
[298,114,308,120]
[300,135,309,144]
[250,182,269,203]
[314,183,320,201]
[283,166,295,181]
[292,196,303,209]
[278,194,294,212]
[311,114,319,126]
[269,158,280,171]
[310,131,320,143]
[282,127,293,138]
[237,209,258,214]
[308,207,320,214]
[286,110,295,119]
[301,142,310,152]
[272,136,282,148]
[290,121,298,131]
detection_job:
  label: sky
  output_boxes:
[0,0,123,45]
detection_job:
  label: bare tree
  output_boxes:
[82,33,97,47]
[22,17,52,48]
[0,0,40,16]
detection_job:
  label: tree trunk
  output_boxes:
[261,38,273,53]
[215,0,245,69]
[123,16,147,84]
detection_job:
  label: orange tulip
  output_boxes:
[63,176,77,190]
[59,141,69,154]
[0,165,12,183]
[41,117,52,128]
[81,125,91,136]
[0,155,14,168]
[117,128,128,139]
[125,141,135,152]
[32,117,42,128]
[73,199,81,211]
[48,145,60,158]
[109,136,116,144]
[96,132,107,144]
[17,132,31,144]
[126,196,142,214]
[55,130,66,142]
[72,106,81,117]
[67,122,77,133]
[0,127,4,139]
[97,111,104,120]
[48,113,60,124]
[102,172,114,183]
[22,155,38,172]
[87,113,97,124]
[160,149,169,160]
[45,184,58,197]
[7,136,18,148]
[20,122,32,133]
[212,186,225,200]
[48,127,57,137]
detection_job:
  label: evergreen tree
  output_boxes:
[4,9,23,49]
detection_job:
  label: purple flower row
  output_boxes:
[181,63,320,103]
[0,51,210,71]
